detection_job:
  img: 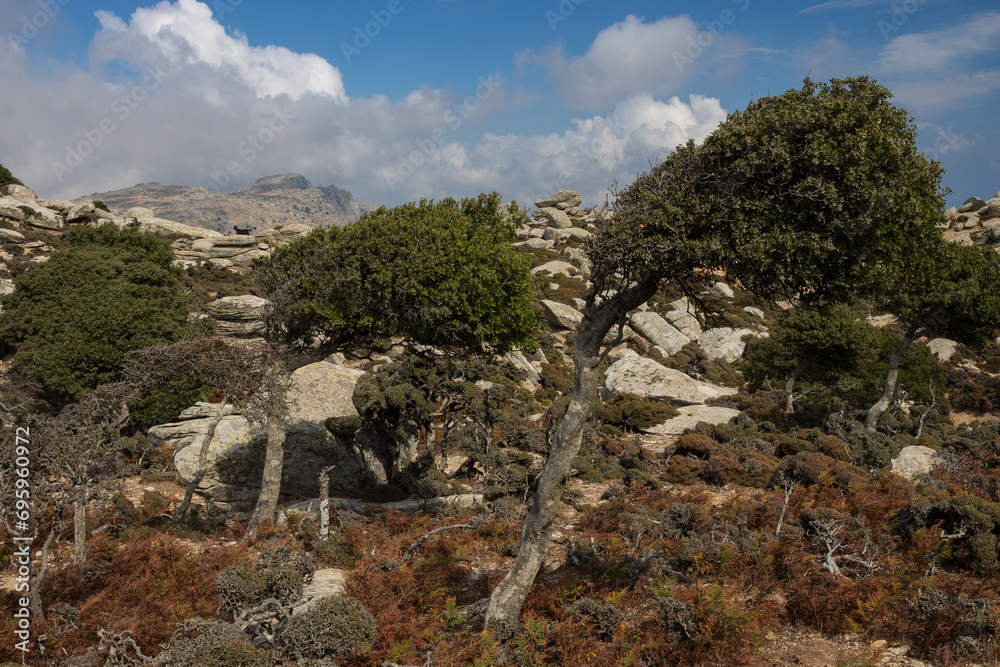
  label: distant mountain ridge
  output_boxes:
[78,174,377,234]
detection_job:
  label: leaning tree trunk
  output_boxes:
[485,274,657,629]
[247,358,289,535]
[175,403,234,520]
[865,323,922,431]
[29,526,57,622]
[784,358,811,414]
[73,482,88,565]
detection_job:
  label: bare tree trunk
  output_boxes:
[784,359,810,414]
[248,358,289,535]
[29,526,57,622]
[248,405,286,535]
[865,324,920,431]
[318,466,334,542]
[485,274,657,629]
[175,403,234,521]
[73,483,87,565]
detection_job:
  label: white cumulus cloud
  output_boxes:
[517,14,745,110]
[0,2,728,211]
[91,0,347,103]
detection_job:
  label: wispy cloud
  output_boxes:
[800,0,892,14]
[877,10,1000,73]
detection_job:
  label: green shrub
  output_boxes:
[740,304,944,410]
[597,393,679,432]
[92,200,110,212]
[273,596,375,662]
[0,223,192,400]
[0,163,24,189]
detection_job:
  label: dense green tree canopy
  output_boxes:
[256,192,539,354]
[592,76,948,309]
[741,304,941,408]
[0,223,192,400]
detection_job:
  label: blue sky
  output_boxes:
[1,0,997,210]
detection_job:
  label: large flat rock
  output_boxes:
[644,405,742,435]
[630,311,689,355]
[604,356,737,405]
[541,299,583,330]
[698,328,759,363]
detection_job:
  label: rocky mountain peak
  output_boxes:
[240,173,313,194]
[77,175,377,235]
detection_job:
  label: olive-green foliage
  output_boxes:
[353,355,508,474]
[0,223,191,400]
[256,192,538,354]
[156,619,271,667]
[597,77,947,314]
[214,562,304,613]
[741,305,943,409]
[597,394,679,432]
[659,341,743,389]
[126,373,207,429]
[0,163,24,188]
[254,546,317,584]
[273,596,375,662]
[92,200,110,212]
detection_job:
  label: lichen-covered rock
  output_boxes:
[890,445,939,479]
[664,297,702,341]
[630,311,689,355]
[698,327,759,363]
[537,207,573,229]
[158,362,368,506]
[644,405,741,435]
[927,338,960,362]
[535,190,582,209]
[604,356,737,405]
[541,299,583,329]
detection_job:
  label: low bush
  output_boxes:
[273,596,376,663]
[156,618,269,667]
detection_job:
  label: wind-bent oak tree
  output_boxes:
[485,76,956,627]
[864,241,1000,429]
[247,192,538,533]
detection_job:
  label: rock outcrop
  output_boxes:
[152,361,368,507]
[604,354,737,405]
